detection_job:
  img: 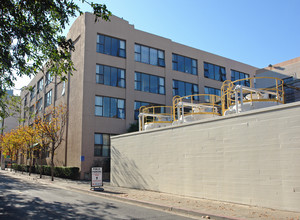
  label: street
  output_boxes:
[0,173,195,220]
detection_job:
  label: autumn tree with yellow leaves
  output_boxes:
[18,125,39,175]
[38,105,68,181]
[0,128,22,166]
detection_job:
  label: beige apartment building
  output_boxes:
[20,13,258,179]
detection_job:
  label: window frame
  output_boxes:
[231,70,250,86]
[172,80,199,100]
[37,78,44,94]
[172,53,198,75]
[45,72,53,86]
[45,90,52,107]
[204,86,221,103]
[95,96,125,119]
[134,43,165,67]
[96,64,126,88]
[30,86,36,100]
[97,34,126,58]
[204,62,226,82]
[36,98,43,113]
[134,72,165,95]
[94,133,111,157]
[134,101,166,120]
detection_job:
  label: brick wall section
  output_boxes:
[111,102,300,212]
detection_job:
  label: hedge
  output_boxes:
[12,164,79,180]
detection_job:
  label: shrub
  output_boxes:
[12,164,79,180]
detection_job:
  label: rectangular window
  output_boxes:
[172,80,199,100]
[135,72,165,95]
[231,70,250,86]
[95,96,125,119]
[172,54,197,75]
[96,64,126,88]
[45,114,51,122]
[94,133,111,157]
[46,72,53,86]
[204,86,221,103]
[30,86,36,100]
[37,98,43,113]
[24,94,28,106]
[204,62,226,81]
[134,101,150,120]
[29,105,34,117]
[97,34,126,58]
[45,90,52,107]
[134,44,165,67]
[37,78,43,93]
[134,101,165,120]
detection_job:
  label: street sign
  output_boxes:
[91,167,102,187]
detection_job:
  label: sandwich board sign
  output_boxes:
[91,167,103,188]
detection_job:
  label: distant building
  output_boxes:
[0,90,19,169]
[256,57,300,103]
[0,90,19,133]
[20,13,259,179]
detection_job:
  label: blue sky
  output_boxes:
[14,0,300,92]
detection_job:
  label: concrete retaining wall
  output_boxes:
[111,102,300,212]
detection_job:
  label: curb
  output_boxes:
[1,171,240,220]
[68,185,240,220]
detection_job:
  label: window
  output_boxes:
[46,72,53,86]
[134,101,165,120]
[172,54,197,75]
[45,90,52,107]
[29,105,34,117]
[204,87,221,103]
[96,34,126,58]
[231,70,250,86]
[23,109,27,119]
[134,101,150,120]
[30,86,36,100]
[94,133,110,157]
[45,114,51,122]
[37,78,43,93]
[24,94,28,106]
[135,44,165,67]
[37,98,43,113]
[172,80,199,100]
[95,96,125,119]
[96,64,125,88]
[135,72,165,95]
[204,62,226,81]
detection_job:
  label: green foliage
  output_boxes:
[0,0,111,109]
[12,164,80,180]
[127,121,139,133]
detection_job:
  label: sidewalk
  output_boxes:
[1,169,299,220]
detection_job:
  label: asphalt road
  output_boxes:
[0,173,195,220]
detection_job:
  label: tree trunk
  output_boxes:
[51,142,55,181]
[29,151,32,176]
[39,150,43,178]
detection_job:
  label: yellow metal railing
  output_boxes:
[172,94,221,122]
[221,77,285,115]
[139,105,173,131]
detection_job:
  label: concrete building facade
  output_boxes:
[111,102,300,212]
[0,90,19,134]
[20,13,258,179]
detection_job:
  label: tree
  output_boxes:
[0,128,22,168]
[127,121,139,133]
[35,117,51,178]
[0,0,111,115]
[18,125,38,175]
[39,105,68,181]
